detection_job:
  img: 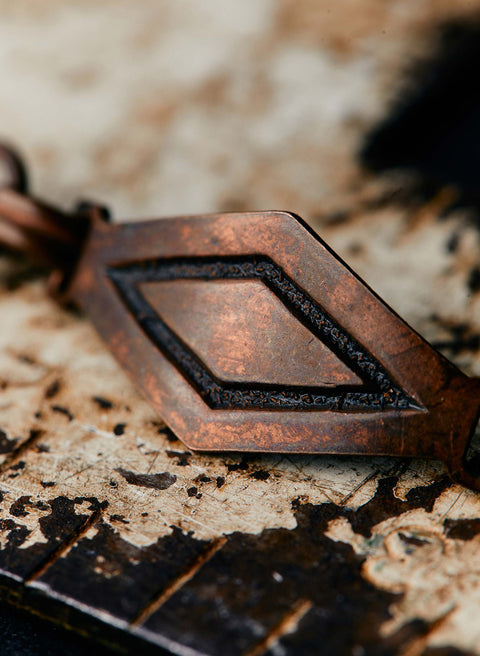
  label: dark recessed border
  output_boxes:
[108,256,415,412]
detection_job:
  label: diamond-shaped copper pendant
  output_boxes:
[67,210,480,489]
[0,144,479,490]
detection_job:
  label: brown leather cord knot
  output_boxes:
[0,145,93,297]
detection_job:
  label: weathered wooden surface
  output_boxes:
[1,2,480,654]
[1,200,480,655]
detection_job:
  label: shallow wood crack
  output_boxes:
[246,599,314,656]
[24,504,104,583]
[131,536,227,627]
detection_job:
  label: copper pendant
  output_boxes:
[1,145,479,489]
